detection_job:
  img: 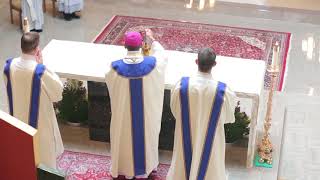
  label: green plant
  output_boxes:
[57,79,88,124]
[224,101,250,143]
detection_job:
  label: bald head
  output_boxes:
[197,48,216,73]
[21,32,39,54]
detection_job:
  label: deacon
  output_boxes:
[3,32,64,169]
[58,0,84,21]
[167,48,236,180]
[105,29,167,180]
[21,0,44,32]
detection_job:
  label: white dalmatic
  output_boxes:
[58,0,84,14]
[21,0,44,30]
[3,55,64,169]
[167,72,236,180]
[105,42,167,178]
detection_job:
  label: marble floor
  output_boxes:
[216,0,320,11]
[1,0,320,179]
[1,0,320,111]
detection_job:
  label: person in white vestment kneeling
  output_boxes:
[167,48,236,180]
[105,30,168,180]
[58,0,84,21]
[21,0,44,32]
[3,32,64,169]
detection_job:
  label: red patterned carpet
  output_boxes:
[57,151,169,180]
[93,15,291,91]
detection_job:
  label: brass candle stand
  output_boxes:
[255,42,280,168]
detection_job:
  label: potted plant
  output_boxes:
[57,79,88,126]
[225,101,250,144]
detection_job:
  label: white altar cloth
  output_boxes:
[42,40,265,94]
[42,39,266,167]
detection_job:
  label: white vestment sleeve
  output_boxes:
[224,86,236,124]
[170,81,181,119]
[150,41,168,69]
[42,68,63,102]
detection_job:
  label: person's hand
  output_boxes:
[35,48,43,64]
[145,29,155,41]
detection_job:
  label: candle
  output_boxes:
[23,17,30,33]
[270,42,280,72]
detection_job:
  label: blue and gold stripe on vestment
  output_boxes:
[179,77,193,180]
[197,82,226,180]
[28,64,46,128]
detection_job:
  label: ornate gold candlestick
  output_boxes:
[142,41,151,56]
[255,42,280,168]
[141,30,151,56]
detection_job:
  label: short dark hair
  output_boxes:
[198,48,216,72]
[125,45,141,51]
[21,32,40,54]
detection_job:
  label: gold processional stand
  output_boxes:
[255,42,280,168]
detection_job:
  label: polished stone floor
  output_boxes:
[1,0,320,179]
[1,0,320,110]
[216,0,320,11]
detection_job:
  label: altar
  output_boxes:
[42,39,266,168]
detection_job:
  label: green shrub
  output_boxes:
[225,101,250,143]
[57,79,88,124]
